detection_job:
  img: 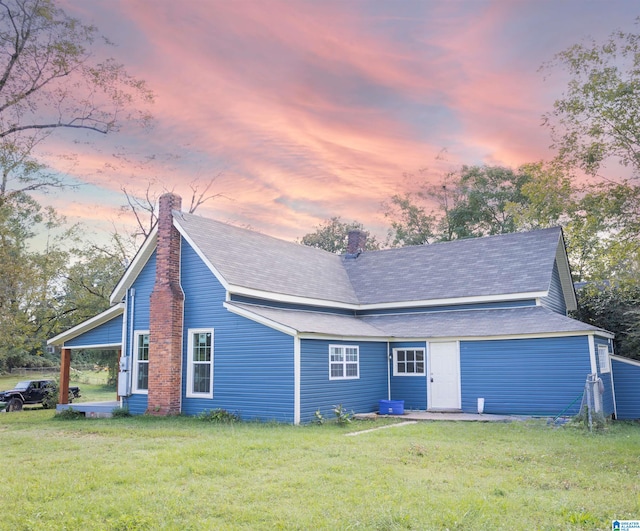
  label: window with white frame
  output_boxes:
[132,331,149,393]
[597,344,610,374]
[187,329,214,398]
[393,348,425,376]
[329,345,359,380]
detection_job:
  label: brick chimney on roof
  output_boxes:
[346,229,368,256]
[147,193,184,415]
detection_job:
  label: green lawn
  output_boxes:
[0,412,638,530]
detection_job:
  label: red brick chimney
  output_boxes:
[346,229,367,256]
[147,193,184,415]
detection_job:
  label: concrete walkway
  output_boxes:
[356,411,528,422]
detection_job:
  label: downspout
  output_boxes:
[387,341,391,400]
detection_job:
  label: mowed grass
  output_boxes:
[0,412,638,530]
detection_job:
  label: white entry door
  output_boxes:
[428,342,460,410]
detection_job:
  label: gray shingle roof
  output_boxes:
[226,303,607,338]
[176,212,564,307]
[174,212,359,304]
[342,228,562,304]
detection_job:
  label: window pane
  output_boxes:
[193,363,211,393]
[346,363,358,377]
[346,352,358,362]
[416,362,424,373]
[137,362,148,390]
[398,362,406,373]
[397,351,405,362]
[416,351,424,362]
[331,352,344,362]
[331,364,344,378]
[193,333,211,362]
[407,351,415,362]
[407,364,415,373]
[138,334,149,361]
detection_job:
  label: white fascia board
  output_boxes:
[48,304,125,346]
[610,354,640,368]
[223,302,297,336]
[226,287,549,312]
[110,227,158,305]
[297,330,608,343]
[173,218,232,292]
[57,343,122,350]
[359,292,549,311]
[298,333,389,342]
[556,233,578,311]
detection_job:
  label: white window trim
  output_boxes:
[329,345,360,380]
[597,344,611,374]
[186,328,214,399]
[393,348,426,376]
[132,330,149,394]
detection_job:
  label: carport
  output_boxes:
[47,304,124,410]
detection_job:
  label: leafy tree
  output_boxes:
[0,193,70,369]
[572,283,640,360]
[543,25,640,177]
[384,193,436,246]
[386,165,539,245]
[300,217,380,254]
[0,0,153,202]
[0,0,152,371]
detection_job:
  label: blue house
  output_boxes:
[50,193,622,423]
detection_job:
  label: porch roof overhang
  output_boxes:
[48,303,125,349]
[225,302,613,341]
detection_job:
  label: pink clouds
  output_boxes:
[44,0,639,244]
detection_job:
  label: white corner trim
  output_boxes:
[588,335,597,374]
[294,336,300,425]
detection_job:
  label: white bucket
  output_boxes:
[477,398,485,414]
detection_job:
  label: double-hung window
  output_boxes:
[597,344,610,374]
[187,329,214,398]
[329,345,359,380]
[393,348,425,376]
[132,331,149,393]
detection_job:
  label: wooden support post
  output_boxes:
[59,348,71,405]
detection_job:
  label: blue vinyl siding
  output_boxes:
[126,394,148,415]
[359,299,536,316]
[64,314,123,348]
[300,339,388,423]
[594,337,615,416]
[611,357,640,419]
[122,251,156,413]
[131,251,156,332]
[540,262,567,315]
[460,336,591,416]
[180,238,295,422]
[229,294,355,315]
[390,341,427,410]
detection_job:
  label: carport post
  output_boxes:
[59,348,71,405]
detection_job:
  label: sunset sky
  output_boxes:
[40,1,639,244]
